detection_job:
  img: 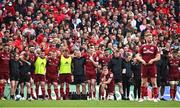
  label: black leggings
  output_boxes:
[134,78,141,99]
[122,75,131,99]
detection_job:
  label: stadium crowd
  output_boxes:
[0,0,179,102]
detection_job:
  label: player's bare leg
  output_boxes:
[100,83,106,100]
[81,83,86,100]
[65,83,70,99]
[40,81,46,100]
[53,82,60,100]
[170,81,178,101]
[30,78,36,99]
[76,84,81,99]
[91,79,96,99]
[26,82,31,100]
[117,82,124,100]
[0,80,6,100]
[151,78,159,102]
[139,78,148,102]
[20,83,25,99]
[47,83,52,100]
[76,84,80,95]
[60,83,65,100]
[35,82,39,99]
[10,80,18,100]
[87,80,92,100]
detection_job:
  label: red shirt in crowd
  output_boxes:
[99,55,112,66]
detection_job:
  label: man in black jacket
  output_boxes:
[156,49,169,100]
[19,53,31,100]
[108,50,124,99]
[72,50,86,99]
[9,53,21,100]
[132,57,141,101]
[122,52,133,100]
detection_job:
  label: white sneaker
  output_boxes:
[0,97,6,100]
[154,98,158,102]
[87,97,92,100]
[143,96,147,100]
[28,97,34,101]
[138,98,144,102]
[92,97,97,100]
[21,97,26,100]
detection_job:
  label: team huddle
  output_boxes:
[0,33,179,102]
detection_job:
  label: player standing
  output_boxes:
[19,53,31,100]
[85,47,99,100]
[72,50,86,99]
[34,50,47,99]
[108,50,124,100]
[0,45,10,100]
[46,51,60,100]
[59,48,73,100]
[9,53,21,100]
[136,33,161,102]
[168,50,180,101]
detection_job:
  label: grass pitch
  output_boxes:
[0,100,180,108]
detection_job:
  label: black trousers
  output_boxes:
[133,78,141,99]
[122,74,131,99]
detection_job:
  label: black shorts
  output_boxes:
[74,75,85,84]
[114,74,122,83]
[157,76,167,87]
[10,74,19,81]
[20,74,30,83]
[96,71,101,85]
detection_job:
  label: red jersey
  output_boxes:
[169,58,180,75]
[101,72,115,91]
[99,55,112,66]
[139,44,159,63]
[46,57,59,76]
[85,54,98,74]
[29,53,36,63]
[0,51,10,74]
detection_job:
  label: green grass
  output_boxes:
[0,100,180,108]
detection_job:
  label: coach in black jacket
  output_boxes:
[122,53,133,100]
[156,49,169,100]
[72,50,86,99]
[108,50,124,99]
[132,57,141,100]
[9,53,21,99]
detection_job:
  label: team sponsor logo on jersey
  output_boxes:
[143,49,154,54]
